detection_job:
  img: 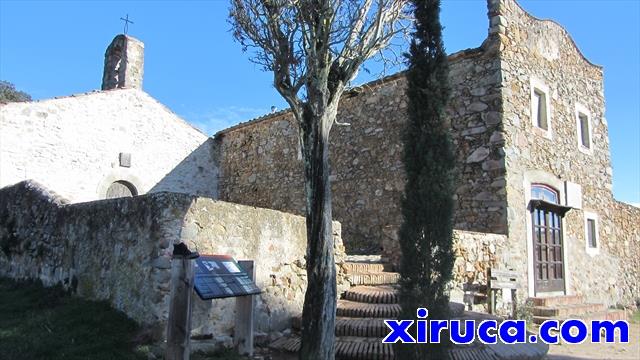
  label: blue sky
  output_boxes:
[1,0,638,204]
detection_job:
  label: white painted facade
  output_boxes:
[0,88,218,203]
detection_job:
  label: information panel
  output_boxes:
[193,255,261,300]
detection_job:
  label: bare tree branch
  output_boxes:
[228,1,410,358]
[230,0,410,126]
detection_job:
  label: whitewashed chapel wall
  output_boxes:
[0,88,218,202]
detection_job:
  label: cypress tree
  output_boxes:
[397,0,454,358]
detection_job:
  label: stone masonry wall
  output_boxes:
[609,201,640,306]
[102,35,144,90]
[216,0,639,306]
[178,198,348,340]
[0,88,218,203]
[449,230,509,311]
[382,226,511,312]
[0,181,347,344]
[494,0,638,305]
[217,44,508,257]
[0,181,176,334]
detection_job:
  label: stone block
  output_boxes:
[152,256,172,269]
[468,102,489,112]
[119,152,132,167]
[466,147,491,163]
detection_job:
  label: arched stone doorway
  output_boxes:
[105,180,138,199]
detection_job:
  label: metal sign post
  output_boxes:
[166,244,199,360]
[235,260,256,356]
[192,255,261,356]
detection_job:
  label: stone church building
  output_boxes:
[0,35,219,204]
[1,0,638,349]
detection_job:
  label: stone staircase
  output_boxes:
[270,256,560,360]
[530,295,627,325]
[272,256,401,359]
[270,256,548,360]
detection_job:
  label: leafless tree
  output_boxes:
[230,1,410,358]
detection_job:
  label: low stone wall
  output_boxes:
[178,198,348,341]
[380,226,508,311]
[451,231,509,292]
[610,201,640,306]
[0,180,347,344]
[0,181,175,332]
[450,231,510,311]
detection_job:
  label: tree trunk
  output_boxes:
[298,104,337,360]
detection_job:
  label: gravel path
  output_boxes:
[545,319,639,360]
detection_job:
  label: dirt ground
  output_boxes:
[545,320,640,360]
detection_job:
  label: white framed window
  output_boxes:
[584,211,599,256]
[575,103,593,154]
[530,78,552,138]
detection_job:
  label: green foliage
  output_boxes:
[0,80,32,103]
[515,298,534,322]
[0,218,20,257]
[397,0,455,358]
[0,277,146,360]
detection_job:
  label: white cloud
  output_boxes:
[182,106,270,135]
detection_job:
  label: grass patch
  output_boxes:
[631,310,640,324]
[0,277,145,360]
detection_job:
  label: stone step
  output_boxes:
[271,334,548,360]
[293,316,390,338]
[483,340,549,360]
[271,335,394,360]
[336,299,465,319]
[343,285,399,304]
[337,300,401,318]
[343,262,394,274]
[347,272,400,286]
[344,254,384,263]
[335,337,394,360]
[532,303,605,318]
[532,309,628,325]
[336,318,389,338]
[530,295,584,307]
[270,335,301,353]
[294,305,464,338]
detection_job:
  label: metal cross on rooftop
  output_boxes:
[120,14,134,35]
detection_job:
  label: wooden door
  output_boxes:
[532,206,565,293]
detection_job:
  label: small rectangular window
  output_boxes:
[579,113,590,148]
[533,89,548,130]
[587,218,597,248]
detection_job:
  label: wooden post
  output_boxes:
[511,288,517,319]
[487,268,494,314]
[166,256,195,360]
[235,260,255,356]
